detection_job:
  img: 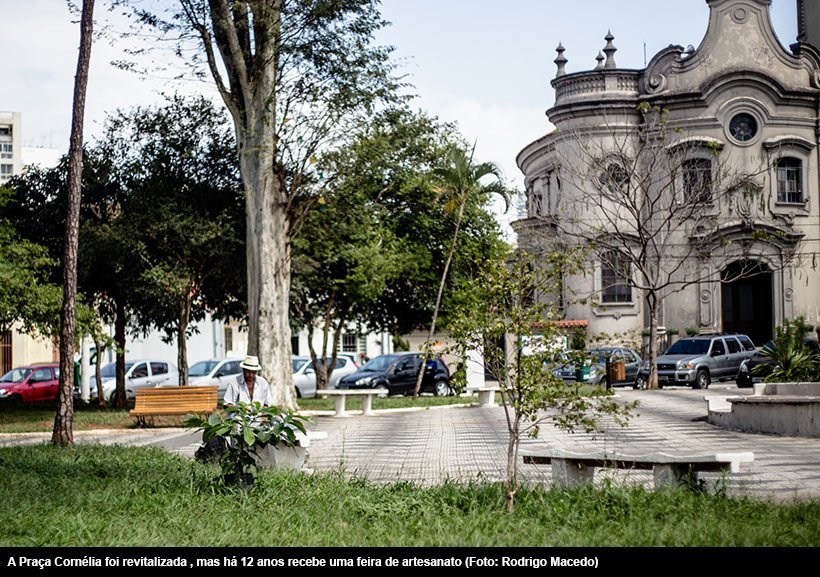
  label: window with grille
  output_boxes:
[340,334,357,352]
[683,158,712,202]
[601,252,632,303]
[776,157,803,203]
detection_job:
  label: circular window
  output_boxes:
[729,113,758,142]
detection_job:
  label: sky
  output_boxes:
[3,0,800,232]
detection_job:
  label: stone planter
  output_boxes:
[254,443,308,471]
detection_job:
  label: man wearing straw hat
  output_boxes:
[223,355,274,408]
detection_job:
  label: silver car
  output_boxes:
[643,334,755,389]
[292,355,357,398]
[90,360,179,402]
[188,358,243,396]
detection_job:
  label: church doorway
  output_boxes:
[721,260,773,346]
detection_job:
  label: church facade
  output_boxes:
[515,0,820,347]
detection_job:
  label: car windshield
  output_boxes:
[361,354,403,372]
[588,349,616,364]
[189,361,220,377]
[666,339,710,355]
[0,368,32,383]
[292,359,308,373]
[100,362,133,378]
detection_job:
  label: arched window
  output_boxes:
[776,157,803,204]
[682,158,712,203]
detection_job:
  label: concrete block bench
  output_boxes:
[474,386,500,407]
[318,389,383,417]
[521,448,754,490]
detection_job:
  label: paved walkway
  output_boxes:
[2,386,818,500]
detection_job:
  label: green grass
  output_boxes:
[0,445,817,546]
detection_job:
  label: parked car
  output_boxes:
[0,364,60,403]
[736,339,820,388]
[552,347,643,388]
[188,358,243,395]
[86,360,179,402]
[292,355,358,398]
[337,352,451,397]
[638,334,756,389]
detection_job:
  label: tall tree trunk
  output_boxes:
[111,300,128,408]
[646,292,659,390]
[238,128,295,409]
[92,333,105,408]
[177,291,192,387]
[413,199,466,399]
[52,0,95,446]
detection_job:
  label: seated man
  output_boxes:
[223,355,274,408]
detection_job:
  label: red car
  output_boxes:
[0,364,61,403]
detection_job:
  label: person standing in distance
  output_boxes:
[223,355,274,408]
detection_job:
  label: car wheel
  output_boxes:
[633,375,648,390]
[294,386,302,399]
[694,369,710,390]
[8,394,23,405]
[600,377,610,391]
[375,382,388,397]
[736,376,752,389]
[434,380,450,397]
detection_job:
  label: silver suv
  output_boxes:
[641,334,756,389]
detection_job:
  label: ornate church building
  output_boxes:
[515,0,820,346]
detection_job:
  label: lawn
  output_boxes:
[0,395,473,433]
[0,445,817,546]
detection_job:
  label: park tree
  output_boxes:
[529,104,777,389]
[292,109,509,391]
[54,0,95,445]
[96,95,245,387]
[413,145,510,398]
[124,0,400,408]
[0,189,63,339]
[445,251,634,511]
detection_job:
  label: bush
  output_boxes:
[685,326,700,337]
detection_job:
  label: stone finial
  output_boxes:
[604,30,617,69]
[595,51,605,70]
[554,42,568,77]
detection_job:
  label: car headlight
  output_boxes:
[679,362,696,370]
[641,361,649,370]
[739,361,749,373]
[0,389,9,397]
[355,377,373,386]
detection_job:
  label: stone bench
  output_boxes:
[521,448,754,490]
[474,386,500,407]
[318,389,383,417]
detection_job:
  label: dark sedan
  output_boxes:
[736,339,819,388]
[337,352,451,397]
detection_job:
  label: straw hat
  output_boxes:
[239,355,262,371]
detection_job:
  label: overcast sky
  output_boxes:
[3,0,799,230]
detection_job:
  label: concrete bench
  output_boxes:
[318,389,383,417]
[130,385,218,426]
[521,448,754,490]
[474,386,500,407]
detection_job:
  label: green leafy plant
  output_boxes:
[756,317,819,383]
[184,402,311,484]
[685,326,700,337]
[667,327,680,336]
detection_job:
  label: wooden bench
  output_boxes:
[130,385,218,426]
[318,389,383,417]
[474,386,500,407]
[521,448,754,490]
